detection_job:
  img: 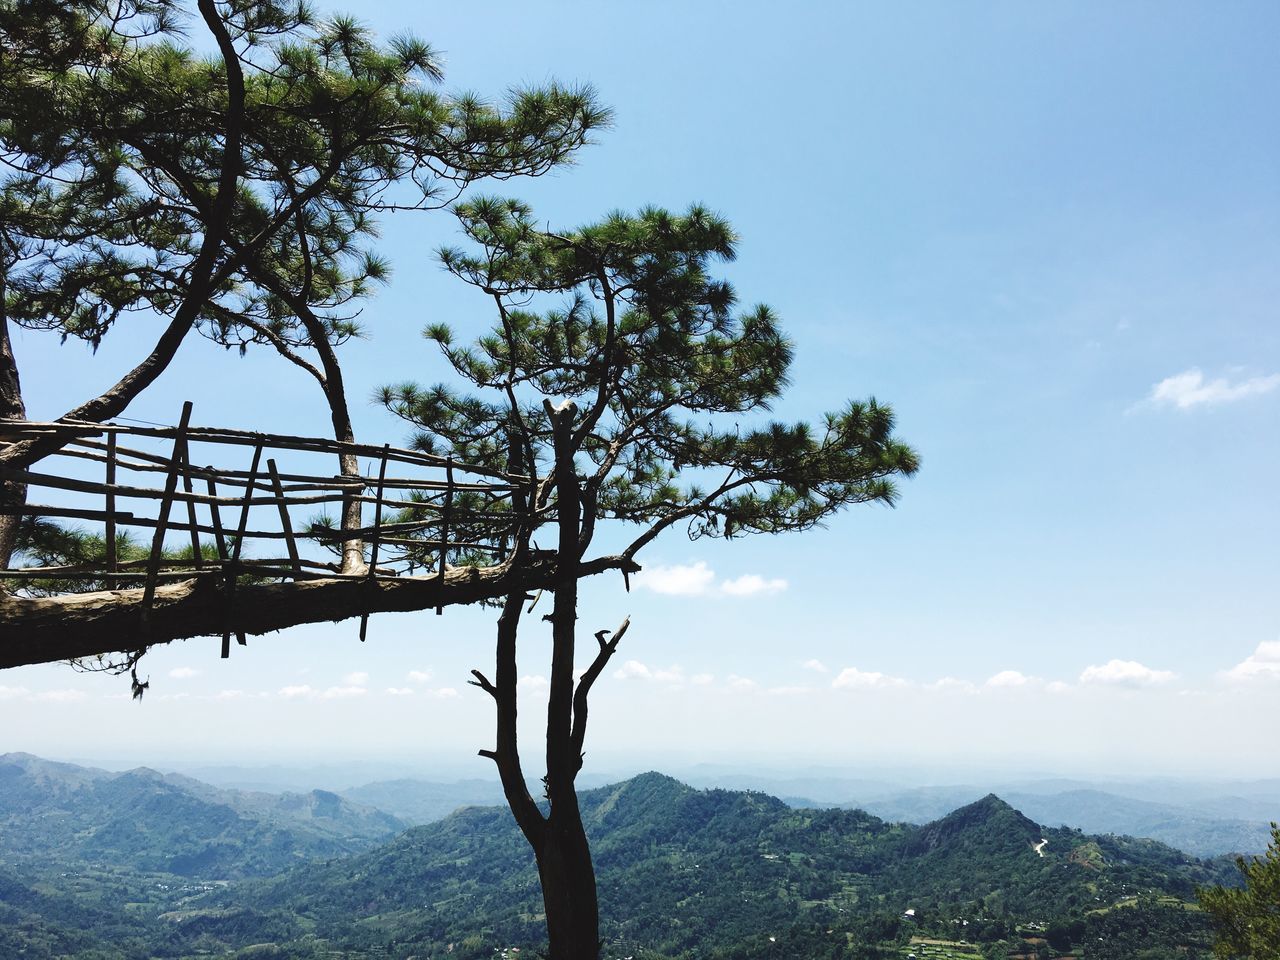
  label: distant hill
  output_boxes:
[165,772,1235,958]
[0,759,1247,958]
[778,783,1276,857]
[0,752,406,878]
[340,776,507,823]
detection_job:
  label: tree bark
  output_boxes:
[537,398,601,959]
[535,816,600,960]
[0,553,638,670]
[0,294,27,570]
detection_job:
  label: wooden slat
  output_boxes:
[140,401,193,621]
[267,459,301,577]
[359,445,391,643]
[437,457,453,616]
[105,433,117,573]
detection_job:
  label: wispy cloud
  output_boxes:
[342,672,370,686]
[633,561,716,596]
[801,659,829,674]
[613,661,691,685]
[633,561,787,598]
[1139,368,1280,411]
[518,675,549,693]
[385,687,415,696]
[1224,640,1280,683]
[720,574,788,596]
[727,674,758,692]
[1079,659,1175,688]
[279,684,313,699]
[985,670,1038,689]
[831,667,907,689]
[407,670,433,684]
[168,667,200,680]
[0,685,31,699]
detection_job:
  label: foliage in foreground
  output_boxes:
[1199,822,1280,959]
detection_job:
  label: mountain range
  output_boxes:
[0,754,1248,959]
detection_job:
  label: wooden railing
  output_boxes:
[0,402,532,652]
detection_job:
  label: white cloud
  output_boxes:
[1079,659,1175,688]
[691,673,715,686]
[385,687,415,696]
[633,561,788,598]
[801,659,829,674]
[613,660,653,681]
[407,670,433,684]
[518,675,549,693]
[767,685,810,696]
[612,660,686,685]
[342,671,370,686]
[0,685,31,699]
[320,685,367,700]
[31,689,88,703]
[727,674,758,692]
[832,667,907,689]
[168,667,200,679]
[214,689,246,701]
[427,687,459,699]
[1224,640,1280,683]
[279,684,314,699]
[985,670,1037,689]
[720,574,788,596]
[633,561,717,596]
[1046,681,1073,695]
[1142,368,1280,411]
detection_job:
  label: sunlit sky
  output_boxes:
[4,2,1278,781]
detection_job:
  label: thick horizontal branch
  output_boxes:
[0,554,640,670]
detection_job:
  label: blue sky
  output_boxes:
[3,2,1278,778]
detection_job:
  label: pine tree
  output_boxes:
[1200,823,1280,960]
[382,199,919,958]
[0,0,606,568]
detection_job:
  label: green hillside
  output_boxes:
[0,762,1241,959]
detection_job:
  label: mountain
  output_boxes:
[340,776,508,823]
[0,752,406,878]
[154,773,1235,959]
[781,782,1278,857]
[0,760,1245,959]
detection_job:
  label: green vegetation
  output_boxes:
[1199,822,1280,959]
[0,759,1241,959]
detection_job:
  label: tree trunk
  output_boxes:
[0,298,27,571]
[536,810,600,960]
[539,398,601,958]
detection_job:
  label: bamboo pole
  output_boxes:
[359,445,391,643]
[437,457,453,616]
[267,459,301,577]
[105,433,117,573]
[140,401,193,622]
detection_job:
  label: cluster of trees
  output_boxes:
[1,3,921,957]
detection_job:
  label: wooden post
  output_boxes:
[227,443,263,651]
[437,456,453,615]
[140,402,193,623]
[359,445,390,642]
[180,446,202,569]
[206,475,230,658]
[267,459,301,577]
[105,432,117,573]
